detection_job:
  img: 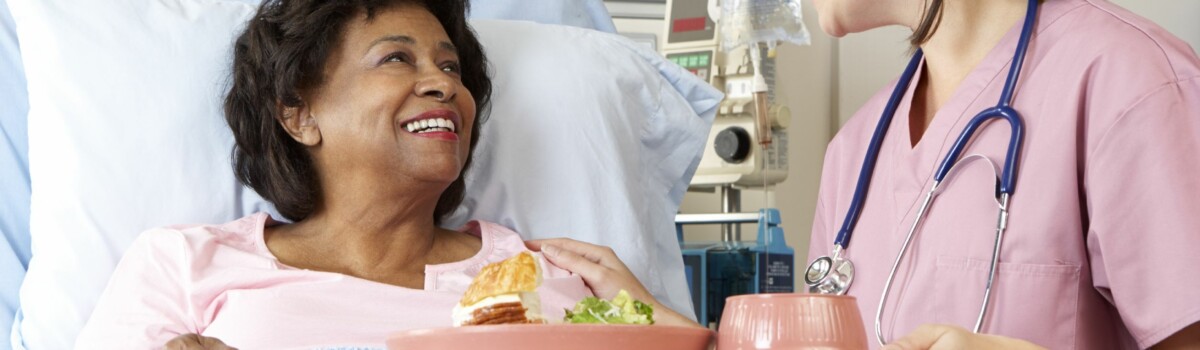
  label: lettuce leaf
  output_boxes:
[563,290,654,325]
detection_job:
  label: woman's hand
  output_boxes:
[525,238,701,328]
[883,324,1045,350]
[164,334,237,350]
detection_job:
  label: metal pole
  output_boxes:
[720,185,742,242]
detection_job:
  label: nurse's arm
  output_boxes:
[1151,322,1200,350]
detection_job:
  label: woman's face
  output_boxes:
[303,4,476,189]
[812,0,919,37]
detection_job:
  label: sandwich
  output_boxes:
[452,252,546,326]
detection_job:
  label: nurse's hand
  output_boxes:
[883,324,1045,350]
[525,238,702,328]
[164,334,237,350]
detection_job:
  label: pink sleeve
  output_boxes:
[74,229,198,349]
[1085,78,1200,348]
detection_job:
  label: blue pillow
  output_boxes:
[0,0,30,348]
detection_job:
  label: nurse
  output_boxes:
[807,0,1200,349]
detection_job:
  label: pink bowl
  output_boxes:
[717,294,868,350]
[387,324,714,350]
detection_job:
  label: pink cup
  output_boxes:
[717,294,868,350]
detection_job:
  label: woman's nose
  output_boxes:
[414,70,456,102]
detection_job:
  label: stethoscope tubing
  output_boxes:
[832,51,925,249]
[935,106,1024,195]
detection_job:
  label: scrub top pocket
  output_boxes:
[934,255,1081,349]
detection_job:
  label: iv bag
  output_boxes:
[719,0,811,51]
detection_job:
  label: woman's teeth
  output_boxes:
[403,118,456,133]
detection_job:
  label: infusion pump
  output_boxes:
[660,0,790,188]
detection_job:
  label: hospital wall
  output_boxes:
[606,0,1200,287]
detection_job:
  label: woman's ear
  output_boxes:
[277,102,322,146]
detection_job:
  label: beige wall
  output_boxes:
[607,0,1200,286]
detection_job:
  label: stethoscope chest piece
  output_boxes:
[804,250,854,295]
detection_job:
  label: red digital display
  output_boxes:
[672,17,706,33]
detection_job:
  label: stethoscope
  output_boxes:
[803,0,1038,345]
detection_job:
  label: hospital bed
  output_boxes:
[0,0,721,348]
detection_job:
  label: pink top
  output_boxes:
[808,0,1200,349]
[75,213,592,350]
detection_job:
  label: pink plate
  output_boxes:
[387,324,714,350]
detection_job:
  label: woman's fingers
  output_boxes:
[527,239,601,263]
[526,238,625,270]
[539,244,609,281]
[522,238,553,251]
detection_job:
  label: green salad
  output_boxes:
[563,290,655,325]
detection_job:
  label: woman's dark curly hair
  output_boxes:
[224,0,491,224]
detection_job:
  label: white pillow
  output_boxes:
[10,2,719,349]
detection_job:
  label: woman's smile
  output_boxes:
[400,109,461,142]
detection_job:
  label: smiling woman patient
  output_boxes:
[73,0,697,349]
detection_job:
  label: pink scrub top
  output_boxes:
[807,0,1200,348]
[74,213,592,350]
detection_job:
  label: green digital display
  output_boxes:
[666,51,712,69]
[665,50,714,83]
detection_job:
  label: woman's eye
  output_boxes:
[441,62,461,74]
[382,52,411,64]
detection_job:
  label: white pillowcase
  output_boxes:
[9,1,718,349]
